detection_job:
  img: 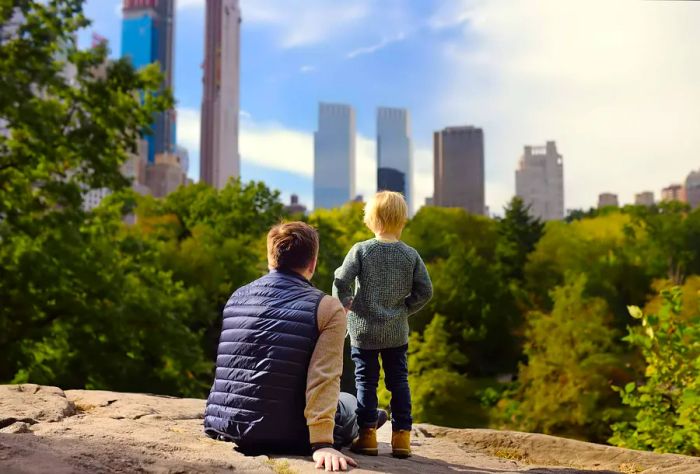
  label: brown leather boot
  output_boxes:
[350,427,378,456]
[391,430,411,458]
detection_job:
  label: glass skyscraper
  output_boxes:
[314,103,356,210]
[121,0,176,164]
[377,107,412,212]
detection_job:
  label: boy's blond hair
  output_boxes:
[364,191,408,235]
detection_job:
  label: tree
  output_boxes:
[0,0,169,222]
[626,202,700,284]
[495,196,544,282]
[307,201,371,295]
[496,276,622,441]
[610,288,700,455]
[0,0,208,395]
[378,315,468,426]
[129,180,285,360]
[5,194,211,396]
[525,212,652,329]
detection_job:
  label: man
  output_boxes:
[204,222,362,471]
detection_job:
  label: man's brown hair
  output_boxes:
[267,221,319,271]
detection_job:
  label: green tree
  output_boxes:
[495,196,544,282]
[129,180,285,360]
[308,202,371,294]
[610,288,700,455]
[5,193,210,396]
[626,202,700,284]
[0,0,210,395]
[525,212,652,329]
[496,275,622,441]
[0,0,169,221]
[378,315,468,426]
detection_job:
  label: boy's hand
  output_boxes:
[313,447,357,471]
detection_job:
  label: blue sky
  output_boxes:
[79,0,700,214]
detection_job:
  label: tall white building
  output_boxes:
[200,0,241,189]
[377,107,413,212]
[314,103,356,210]
[176,145,190,175]
[515,141,564,221]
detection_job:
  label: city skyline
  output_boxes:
[78,0,700,213]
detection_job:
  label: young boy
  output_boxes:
[332,191,433,458]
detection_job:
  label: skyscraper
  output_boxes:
[661,184,686,203]
[314,103,356,210]
[377,107,412,211]
[598,193,619,209]
[433,126,485,215]
[121,0,176,164]
[200,0,241,189]
[634,191,655,207]
[685,170,700,209]
[515,141,564,221]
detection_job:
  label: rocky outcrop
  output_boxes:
[1,384,698,474]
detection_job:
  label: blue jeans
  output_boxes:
[351,344,412,431]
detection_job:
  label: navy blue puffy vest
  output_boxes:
[203,269,324,453]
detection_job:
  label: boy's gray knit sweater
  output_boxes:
[332,238,433,350]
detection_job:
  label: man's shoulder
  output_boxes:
[317,295,346,329]
[318,294,344,315]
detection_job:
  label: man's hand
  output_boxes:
[313,447,357,472]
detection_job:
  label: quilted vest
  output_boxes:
[203,269,324,453]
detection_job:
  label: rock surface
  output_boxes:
[1,384,698,474]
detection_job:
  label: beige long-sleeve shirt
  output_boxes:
[305,295,347,445]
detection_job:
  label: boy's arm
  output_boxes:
[332,244,361,309]
[405,256,433,315]
[305,296,347,446]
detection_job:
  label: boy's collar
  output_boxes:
[375,235,400,243]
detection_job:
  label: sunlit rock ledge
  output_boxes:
[0,384,698,474]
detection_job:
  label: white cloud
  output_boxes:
[177,107,201,154]
[241,0,370,48]
[412,147,433,212]
[428,0,473,30]
[299,65,317,74]
[177,0,204,10]
[437,0,700,212]
[346,32,407,59]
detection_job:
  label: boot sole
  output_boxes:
[392,450,411,459]
[350,447,378,456]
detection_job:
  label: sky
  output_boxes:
[79,0,700,215]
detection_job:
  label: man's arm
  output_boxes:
[332,244,361,309]
[305,295,346,446]
[405,255,433,315]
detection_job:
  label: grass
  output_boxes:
[264,459,298,474]
[619,463,646,473]
[492,447,529,462]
